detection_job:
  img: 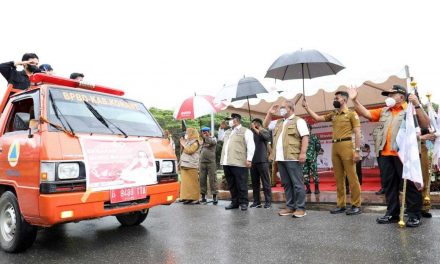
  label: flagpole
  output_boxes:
[425,92,433,205]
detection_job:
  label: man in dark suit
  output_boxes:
[250,118,272,208]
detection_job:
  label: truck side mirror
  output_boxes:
[29,119,39,130]
[28,119,39,138]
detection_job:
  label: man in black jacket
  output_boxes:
[250,118,272,208]
[0,53,40,90]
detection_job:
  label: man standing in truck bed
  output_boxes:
[0,53,40,90]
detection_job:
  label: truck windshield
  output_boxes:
[47,87,163,137]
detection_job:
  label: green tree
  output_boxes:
[148,108,253,163]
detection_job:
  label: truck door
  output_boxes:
[0,91,41,218]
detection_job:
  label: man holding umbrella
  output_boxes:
[303,91,362,215]
[220,113,255,211]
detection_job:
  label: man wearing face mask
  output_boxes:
[303,91,362,216]
[0,53,40,90]
[263,101,309,218]
[220,113,255,211]
[349,84,429,227]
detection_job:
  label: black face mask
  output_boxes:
[26,64,41,74]
[333,100,341,109]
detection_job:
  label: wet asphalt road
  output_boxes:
[1,202,440,264]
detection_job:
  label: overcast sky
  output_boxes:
[1,0,439,110]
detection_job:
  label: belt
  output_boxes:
[332,137,352,143]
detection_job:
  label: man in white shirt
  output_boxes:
[220,113,255,211]
[263,101,309,218]
[217,121,227,141]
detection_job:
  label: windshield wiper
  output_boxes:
[48,91,75,136]
[83,101,128,138]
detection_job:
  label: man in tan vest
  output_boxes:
[263,100,309,218]
[303,91,362,216]
[220,113,255,211]
[349,84,429,227]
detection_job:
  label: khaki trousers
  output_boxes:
[332,141,361,207]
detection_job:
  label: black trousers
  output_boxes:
[223,165,248,206]
[250,162,272,204]
[380,155,422,218]
[377,156,385,189]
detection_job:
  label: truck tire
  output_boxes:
[115,209,149,226]
[0,191,37,253]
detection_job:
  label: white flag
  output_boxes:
[395,102,423,188]
[428,103,440,168]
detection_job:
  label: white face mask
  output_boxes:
[228,120,234,127]
[279,107,288,117]
[385,97,396,108]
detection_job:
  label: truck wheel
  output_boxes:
[115,209,149,226]
[0,191,37,253]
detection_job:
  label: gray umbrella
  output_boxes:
[216,76,269,119]
[265,49,345,96]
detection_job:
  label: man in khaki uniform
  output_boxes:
[303,91,362,215]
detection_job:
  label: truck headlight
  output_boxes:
[58,163,80,179]
[161,160,174,173]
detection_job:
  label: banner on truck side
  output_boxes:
[80,136,157,191]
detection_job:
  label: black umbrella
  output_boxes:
[216,76,269,119]
[265,49,345,96]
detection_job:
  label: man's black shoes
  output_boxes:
[225,204,239,210]
[421,211,432,218]
[330,207,346,214]
[240,204,248,211]
[250,203,262,208]
[375,188,385,195]
[406,217,421,227]
[264,203,272,209]
[346,206,362,215]
[376,215,399,224]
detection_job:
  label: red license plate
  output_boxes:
[110,186,147,204]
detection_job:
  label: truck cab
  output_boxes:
[0,74,179,252]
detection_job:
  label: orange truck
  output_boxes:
[0,74,179,252]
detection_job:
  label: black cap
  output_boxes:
[225,113,242,120]
[381,84,407,96]
[70,72,84,80]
